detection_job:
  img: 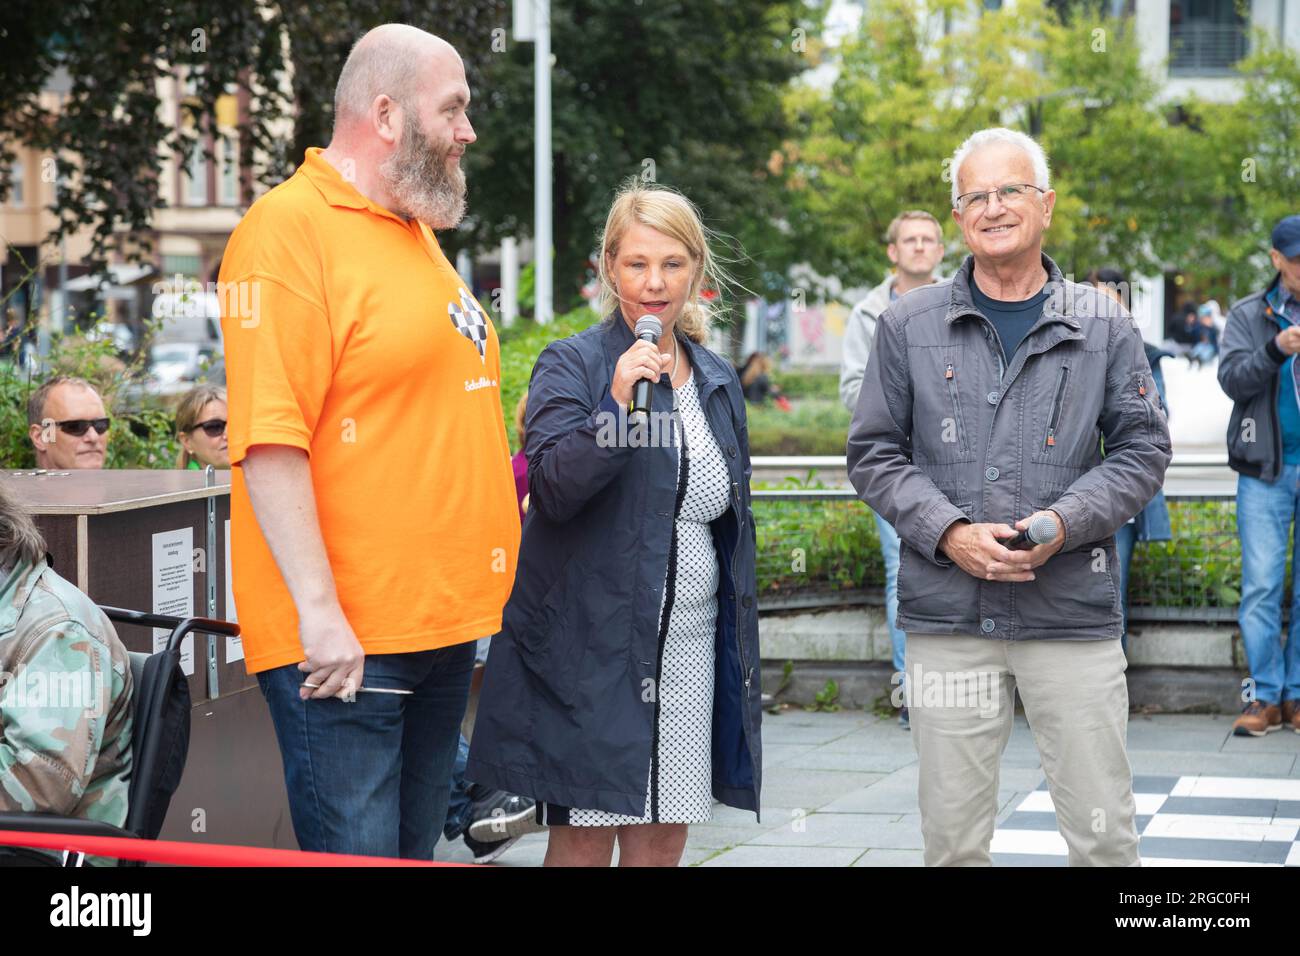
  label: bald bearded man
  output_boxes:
[219,24,520,860]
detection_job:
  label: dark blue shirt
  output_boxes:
[1266,280,1300,465]
[971,279,1049,364]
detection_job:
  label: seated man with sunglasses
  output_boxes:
[26,376,111,471]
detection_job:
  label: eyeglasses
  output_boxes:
[955,183,1046,215]
[51,418,111,437]
[188,419,227,438]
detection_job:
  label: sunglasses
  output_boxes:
[189,418,227,438]
[53,418,111,437]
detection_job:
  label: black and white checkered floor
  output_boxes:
[992,775,1300,866]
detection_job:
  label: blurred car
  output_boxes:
[147,342,216,395]
[85,318,136,354]
[149,289,223,349]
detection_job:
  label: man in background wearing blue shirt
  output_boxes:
[1219,214,1300,736]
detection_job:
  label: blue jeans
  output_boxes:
[875,513,906,688]
[1236,465,1300,706]
[444,734,472,840]
[257,642,476,859]
[1115,520,1135,654]
[444,636,493,840]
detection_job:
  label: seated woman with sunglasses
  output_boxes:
[26,375,112,470]
[175,384,229,469]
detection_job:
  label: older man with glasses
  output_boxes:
[847,127,1171,866]
[26,376,112,470]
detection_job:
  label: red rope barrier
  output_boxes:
[0,830,470,867]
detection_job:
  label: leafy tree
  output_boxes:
[779,0,1237,297]
[780,0,1057,294]
[458,0,828,317]
[1198,33,1300,297]
[1034,6,1222,282]
[0,1,502,273]
[1,0,824,326]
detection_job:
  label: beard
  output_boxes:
[379,111,467,230]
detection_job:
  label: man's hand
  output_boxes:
[939,521,1037,581]
[1010,509,1066,569]
[1276,326,1300,356]
[242,445,363,702]
[297,605,365,700]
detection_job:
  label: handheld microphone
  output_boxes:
[630,315,663,425]
[1005,513,1059,551]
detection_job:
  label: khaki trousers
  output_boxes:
[905,633,1140,867]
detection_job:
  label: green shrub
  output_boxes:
[755,495,882,594]
[746,398,850,455]
[752,491,1259,614]
[771,369,840,402]
[498,308,602,451]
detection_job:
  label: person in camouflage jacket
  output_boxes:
[0,484,132,860]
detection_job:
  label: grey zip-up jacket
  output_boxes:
[1217,275,1291,482]
[846,253,1171,641]
[840,274,944,412]
[840,275,896,412]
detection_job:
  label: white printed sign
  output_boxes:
[152,528,194,676]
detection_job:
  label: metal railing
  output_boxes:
[752,487,1265,624]
[1169,22,1249,75]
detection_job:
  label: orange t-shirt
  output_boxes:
[218,147,520,674]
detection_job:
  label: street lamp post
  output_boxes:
[514,0,553,324]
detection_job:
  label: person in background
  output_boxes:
[1190,303,1220,367]
[0,484,133,866]
[840,210,945,729]
[175,384,229,470]
[1086,268,1173,654]
[443,389,546,864]
[27,376,111,471]
[738,352,788,408]
[1218,213,1300,737]
[1,310,22,362]
[1175,301,1200,349]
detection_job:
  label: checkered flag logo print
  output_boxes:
[448,288,489,364]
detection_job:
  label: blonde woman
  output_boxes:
[467,182,761,866]
[175,384,229,469]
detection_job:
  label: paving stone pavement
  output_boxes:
[437,709,1300,867]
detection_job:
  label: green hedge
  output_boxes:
[498,308,602,450]
[746,370,847,456]
[771,369,841,402]
[746,398,850,456]
[752,490,1259,612]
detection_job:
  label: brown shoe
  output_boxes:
[1233,701,1282,736]
[1282,701,1300,734]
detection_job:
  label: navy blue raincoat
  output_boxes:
[466,311,762,820]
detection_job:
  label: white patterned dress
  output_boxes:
[564,369,732,826]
